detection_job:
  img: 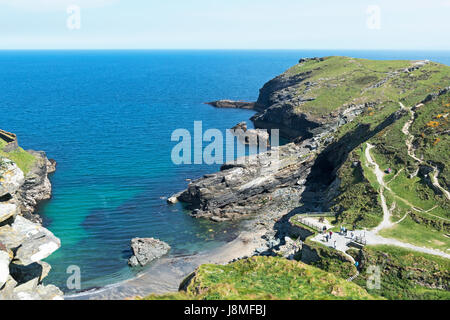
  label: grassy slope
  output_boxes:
[283,56,450,118]
[141,257,379,300]
[331,91,449,232]
[411,92,450,189]
[0,139,36,175]
[299,59,450,300]
[352,245,450,300]
[367,93,449,249]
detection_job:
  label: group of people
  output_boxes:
[321,227,338,248]
[340,226,348,236]
[321,225,359,249]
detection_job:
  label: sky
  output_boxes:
[0,0,449,50]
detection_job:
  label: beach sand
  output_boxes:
[65,227,267,300]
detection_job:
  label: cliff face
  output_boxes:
[251,56,440,140]
[175,56,450,228]
[178,142,316,222]
[0,143,62,300]
[18,151,54,224]
[172,56,450,300]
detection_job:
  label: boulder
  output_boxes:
[230,121,270,146]
[128,238,171,267]
[231,121,248,131]
[0,200,20,223]
[0,246,12,288]
[0,158,25,197]
[275,237,302,259]
[0,275,63,301]
[0,276,17,299]
[167,196,179,204]
[11,277,39,300]
[0,216,60,266]
[35,284,64,300]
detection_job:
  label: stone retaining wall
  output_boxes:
[0,129,18,153]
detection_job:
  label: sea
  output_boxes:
[0,49,448,294]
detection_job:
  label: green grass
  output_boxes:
[332,86,449,234]
[410,91,450,187]
[379,216,450,252]
[0,139,36,175]
[140,257,380,300]
[280,57,450,117]
[354,245,450,300]
[332,146,383,229]
[300,239,357,280]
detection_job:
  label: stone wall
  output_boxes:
[0,129,18,153]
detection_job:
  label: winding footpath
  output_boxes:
[401,102,450,201]
[311,136,450,262]
[365,143,394,233]
[309,99,450,279]
[362,142,450,259]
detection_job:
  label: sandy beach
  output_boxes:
[65,226,268,300]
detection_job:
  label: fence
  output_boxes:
[295,217,325,232]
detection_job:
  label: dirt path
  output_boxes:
[361,143,450,259]
[401,102,450,201]
[365,143,394,233]
[431,167,450,200]
[312,102,450,261]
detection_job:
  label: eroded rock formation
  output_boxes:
[0,149,62,300]
[128,238,171,267]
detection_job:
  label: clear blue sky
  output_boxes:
[0,0,449,50]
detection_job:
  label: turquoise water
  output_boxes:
[0,50,449,293]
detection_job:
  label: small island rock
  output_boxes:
[128,238,171,267]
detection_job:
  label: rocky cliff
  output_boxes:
[0,141,62,300]
[169,56,450,300]
[172,56,450,254]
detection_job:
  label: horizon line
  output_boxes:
[0,48,449,52]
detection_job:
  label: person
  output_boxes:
[355,261,359,268]
[326,235,329,242]
[329,231,333,239]
[334,240,337,248]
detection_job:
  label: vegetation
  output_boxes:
[140,257,380,300]
[0,138,36,175]
[332,148,383,229]
[352,245,450,300]
[146,58,450,301]
[283,56,450,117]
[299,239,357,280]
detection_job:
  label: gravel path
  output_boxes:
[365,143,394,233]
[311,137,450,261]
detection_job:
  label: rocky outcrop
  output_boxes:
[230,121,270,146]
[0,159,25,198]
[252,85,372,140]
[0,151,62,300]
[176,139,323,222]
[188,57,439,224]
[128,238,171,267]
[18,151,54,223]
[206,100,255,110]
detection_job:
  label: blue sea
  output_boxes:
[0,50,449,294]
